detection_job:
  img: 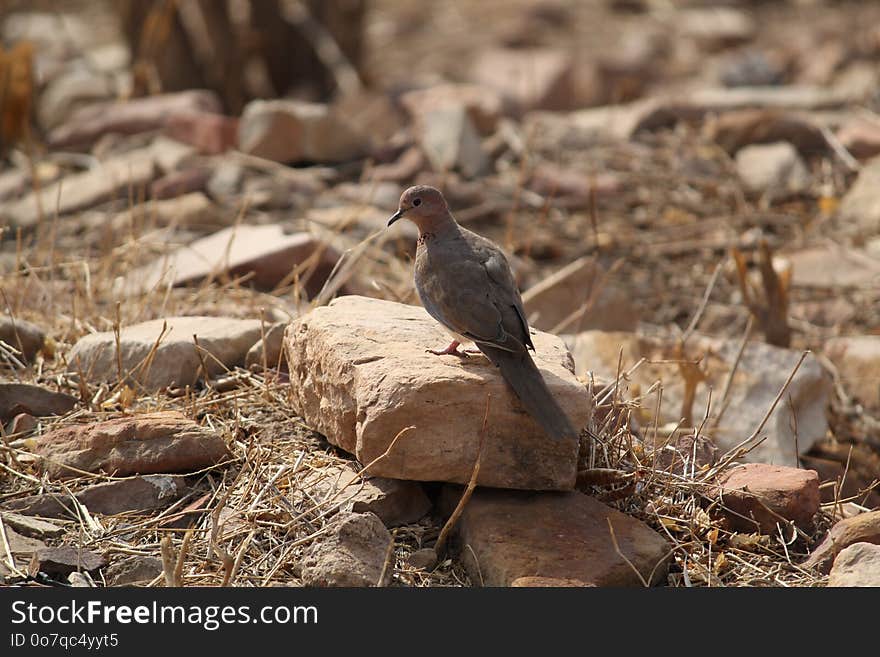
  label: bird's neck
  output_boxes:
[417,214,460,246]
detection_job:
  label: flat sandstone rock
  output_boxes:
[284,296,589,490]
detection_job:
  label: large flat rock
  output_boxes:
[284,296,589,490]
[442,488,670,586]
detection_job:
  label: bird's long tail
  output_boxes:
[479,344,579,441]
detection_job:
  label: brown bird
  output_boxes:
[387,185,578,441]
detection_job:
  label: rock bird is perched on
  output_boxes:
[387,185,579,442]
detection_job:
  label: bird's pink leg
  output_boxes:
[427,340,469,357]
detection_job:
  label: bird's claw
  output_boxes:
[426,340,469,358]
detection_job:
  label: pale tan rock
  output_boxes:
[284,296,588,490]
[521,257,638,333]
[827,542,880,587]
[239,99,367,163]
[825,336,880,410]
[401,83,504,135]
[735,142,811,195]
[67,316,262,391]
[117,226,342,298]
[565,331,830,467]
[804,511,880,574]
[419,106,489,179]
[444,488,669,587]
[839,157,880,235]
[0,512,64,539]
[32,411,227,479]
[786,245,880,288]
[245,322,288,370]
[2,151,155,228]
[472,48,576,112]
[300,511,392,587]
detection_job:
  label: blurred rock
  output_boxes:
[6,413,36,437]
[442,487,669,586]
[0,317,46,362]
[825,336,880,409]
[713,463,820,534]
[299,463,431,527]
[0,384,76,423]
[206,163,244,200]
[678,7,755,51]
[4,475,187,518]
[48,90,222,149]
[565,331,831,467]
[284,296,587,490]
[105,555,163,586]
[522,257,638,332]
[147,136,197,175]
[706,109,826,155]
[31,546,106,577]
[239,100,367,164]
[165,111,239,155]
[301,511,392,587]
[38,67,115,131]
[120,225,344,298]
[369,146,426,184]
[472,48,577,112]
[804,511,880,574]
[720,50,786,88]
[2,151,155,229]
[0,512,64,539]
[68,317,262,392]
[827,543,880,587]
[245,322,287,371]
[334,182,402,211]
[836,119,880,160]
[838,156,880,234]
[113,192,222,231]
[401,84,505,135]
[151,167,212,200]
[735,142,810,195]
[786,245,880,288]
[32,411,228,479]
[527,163,620,205]
[418,106,489,179]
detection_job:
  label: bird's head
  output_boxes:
[387,185,450,231]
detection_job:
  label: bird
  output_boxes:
[387,184,579,442]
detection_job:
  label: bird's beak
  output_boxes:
[387,208,405,227]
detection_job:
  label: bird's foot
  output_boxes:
[427,340,469,358]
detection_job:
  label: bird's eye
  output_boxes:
[412,198,422,207]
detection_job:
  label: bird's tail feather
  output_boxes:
[479,345,579,441]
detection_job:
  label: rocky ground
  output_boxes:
[2,0,880,587]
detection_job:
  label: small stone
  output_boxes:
[206,162,244,199]
[401,84,505,135]
[827,542,880,587]
[284,296,588,490]
[3,525,47,558]
[67,571,93,587]
[511,577,592,587]
[419,106,489,179]
[48,90,222,149]
[239,99,367,163]
[713,463,820,534]
[245,322,288,371]
[150,167,212,200]
[105,555,164,586]
[443,488,669,586]
[0,512,64,539]
[522,257,638,333]
[837,119,880,160]
[735,142,811,195]
[803,510,880,574]
[407,548,438,571]
[299,464,431,527]
[838,156,880,235]
[786,245,880,289]
[165,110,239,155]
[115,192,221,231]
[32,411,228,479]
[31,546,106,577]
[472,48,576,113]
[37,66,114,131]
[825,336,880,410]
[118,226,344,298]
[0,383,77,422]
[67,316,263,392]
[706,109,827,156]
[0,316,46,362]
[2,151,156,229]
[5,413,36,436]
[300,512,393,587]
